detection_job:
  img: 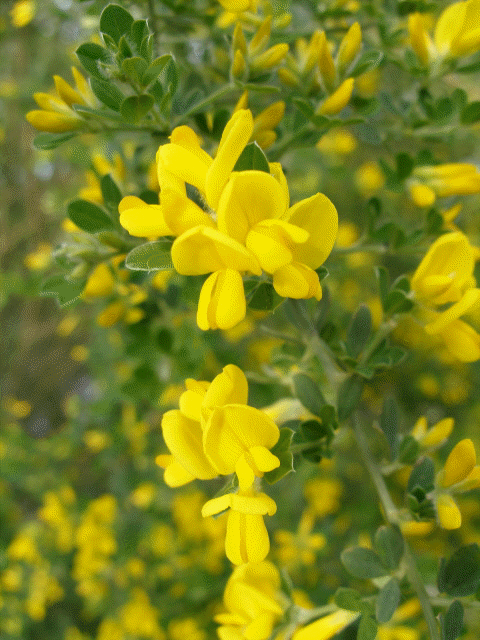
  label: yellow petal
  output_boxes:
[248,16,272,56]
[244,612,276,640]
[441,438,476,487]
[119,197,171,238]
[411,416,428,440]
[249,445,280,472]
[158,143,209,194]
[225,510,245,565]
[273,262,322,300]
[72,67,93,103]
[230,492,277,515]
[206,109,254,210]
[421,418,454,448]
[459,466,480,491]
[161,410,218,480]
[318,31,336,89]
[53,75,85,107]
[434,1,467,54]
[284,192,338,269]
[425,288,480,334]
[317,78,354,116]
[161,189,215,235]
[202,494,232,518]
[253,101,285,134]
[438,318,480,362]
[436,493,462,529]
[217,0,252,10]
[197,269,247,331]
[408,13,430,66]
[269,162,290,206]
[203,364,249,411]
[33,92,71,113]
[172,226,261,275]
[236,454,256,490]
[453,27,480,56]
[337,22,362,72]
[250,44,289,72]
[246,226,293,273]
[409,183,436,207]
[292,610,360,640]
[169,125,213,167]
[217,170,288,244]
[244,513,270,563]
[163,460,196,487]
[83,263,115,299]
[26,110,81,133]
[179,387,205,422]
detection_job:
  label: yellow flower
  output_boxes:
[10,0,35,28]
[316,77,355,116]
[215,561,284,639]
[434,439,480,529]
[82,263,115,299]
[411,416,454,449]
[292,610,360,640]
[24,243,51,270]
[408,0,480,65]
[26,67,97,133]
[408,163,480,207]
[218,0,256,12]
[235,91,285,149]
[202,489,277,564]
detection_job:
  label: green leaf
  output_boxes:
[407,457,435,493]
[41,275,85,306]
[375,266,390,303]
[341,547,388,579]
[163,57,178,96]
[396,152,414,180]
[301,419,333,442]
[120,94,154,123]
[347,305,372,358]
[247,282,283,311]
[398,435,420,464]
[264,427,294,484]
[441,600,464,640]
[100,4,134,44]
[351,50,383,77]
[67,200,114,234]
[118,35,133,59]
[90,78,124,111]
[140,34,154,62]
[33,132,76,150]
[284,298,314,333]
[130,19,149,51]
[100,174,122,215]
[437,545,480,597]
[233,142,270,173]
[376,578,401,624]
[380,396,398,459]
[76,43,112,80]
[357,615,378,640]
[337,375,364,422]
[122,57,148,85]
[374,525,404,571]
[461,101,480,124]
[142,55,172,86]
[333,588,363,612]
[293,373,326,418]
[125,241,173,271]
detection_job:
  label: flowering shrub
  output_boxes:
[2,1,480,639]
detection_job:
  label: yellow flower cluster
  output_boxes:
[408,163,480,207]
[156,364,280,564]
[120,109,338,330]
[434,438,480,529]
[26,67,98,133]
[231,16,289,77]
[408,0,480,66]
[411,231,480,361]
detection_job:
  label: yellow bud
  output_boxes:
[408,13,430,66]
[253,100,285,132]
[251,43,289,71]
[317,77,354,115]
[96,301,124,327]
[337,22,362,72]
[441,439,476,487]
[248,16,272,56]
[25,110,81,133]
[318,31,336,90]
[234,90,249,112]
[409,182,436,207]
[83,263,115,299]
[274,12,292,29]
[278,67,298,87]
[233,22,247,54]
[436,493,462,529]
[232,48,246,78]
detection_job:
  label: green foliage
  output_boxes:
[125,241,173,271]
[380,396,398,460]
[438,545,480,597]
[293,373,326,417]
[440,601,464,640]
[374,525,404,571]
[67,200,115,234]
[376,578,401,623]
[340,547,388,579]
[234,142,271,173]
[264,427,294,484]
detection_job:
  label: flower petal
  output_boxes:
[434,1,466,54]
[230,492,277,515]
[119,197,171,238]
[197,269,247,331]
[161,189,215,235]
[203,364,249,412]
[202,494,232,518]
[425,288,480,334]
[438,318,480,362]
[158,143,209,194]
[436,493,462,529]
[249,445,280,473]
[441,438,476,487]
[292,610,360,640]
[273,262,322,300]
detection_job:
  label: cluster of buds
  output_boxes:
[407,163,480,208]
[26,67,98,133]
[119,109,338,331]
[234,90,285,149]
[410,231,480,361]
[156,365,281,564]
[231,16,289,79]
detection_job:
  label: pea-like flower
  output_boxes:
[215,561,285,639]
[202,489,277,565]
[26,67,98,133]
[292,610,360,640]
[408,0,480,66]
[434,439,480,529]
[411,416,454,450]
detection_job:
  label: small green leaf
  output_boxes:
[247,282,283,311]
[380,396,398,459]
[376,578,401,624]
[140,34,154,62]
[68,200,115,234]
[441,600,464,640]
[33,132,76,150]
[233,142,270,173]
[142,55,172,86]
[396,152,414,180]
[293,373,326,418]
[100,4,134,44]
[407,457,435,493]
[347,305,372,358]
[374,525,404,571]
[130,19,149,51]
[163,57,178,96]
[284,298,314,333]
[122,57,148,84]
[100,174,122,215]
[341,547,388,579]
[337,375,364,422]
[375,266,390,303]
[351,50,383,77]
[333,587,363,612]
[125,241,173,271]
[41,275,85,306]
[357,615,378,640]
[438,545,480,597]
[461,101,480,124]
[76,43,111,80]
[120,94,154,123]
[384,288,414,315]
[264,427,294,484]
[90,78,124,111]
[398,435,420,464]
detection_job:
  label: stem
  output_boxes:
[353,416,440,640]
[173,84,238,124]
[332,243,387,255]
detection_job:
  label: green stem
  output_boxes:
[173,84,238,124]
[353,417,441,640]
[332,243,387,255]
